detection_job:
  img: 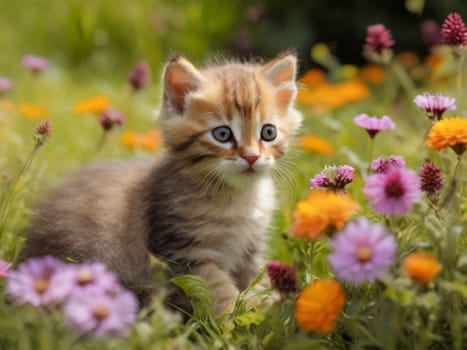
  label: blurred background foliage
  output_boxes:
[1,0,466,80]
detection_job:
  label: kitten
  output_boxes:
[21,53,302,316]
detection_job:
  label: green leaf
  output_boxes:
[171,274,213,321]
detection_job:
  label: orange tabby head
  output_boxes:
[159,53,302,187]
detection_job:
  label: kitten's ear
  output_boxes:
[163,54,204,115]
[262,53,298,110]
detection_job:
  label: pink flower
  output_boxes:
[441,13,467,46]
[69,262,120,296]
[65,289,138,337]
[364,24,395,55]
[370,155,406,174]
[414,93,456,121]
[419,160,443,203]
[266,261,298,294]
[328,218,397,285]
[0,260,11,278]
[0,77,13,94]
[310,165,355,192]
[21,54,49,74]
[354,114,395,138]
[363,167,421,215]
[128,61,151,92]
[420,20,442,48]
[99,110,125,131]
[7,256,75,306]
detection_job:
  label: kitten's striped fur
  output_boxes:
[22,53,302,315]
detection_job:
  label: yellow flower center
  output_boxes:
[92,304,110,321]
[76,269,94,285]
[34,278,49,294]
[356,246,373,262]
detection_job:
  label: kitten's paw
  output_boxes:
[212,286,239,317]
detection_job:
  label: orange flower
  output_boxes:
[358,64,386,84]
[295,279,346,333]
[18,102,49,120]
[291,191,360,240]
[299,135,336,156]
[299,69,326,88]
[0,99,16,112]
[426,117,467,155]
[396,52,420,67]
[121,130,161,152]
[402,252,441,285]
[73,96,111,115]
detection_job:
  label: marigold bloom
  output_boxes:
[298,69,327,88]
[419,160,443,203]
[328,218,397,285]
[121,130,161,152]
[426,117,467,155]
[441,13,467,46]
[354,114,395,138]
[73,96,112,115]
[358,65,386,84]
[295,279,345,333]
[266,261,298,295]
[414,93,456,121]
[402,252,441,285]
[310,165,354,192]
[291,191,360,240]
[128,61,151,92]
[370,155,406,174]
[298,135,336,156]
[364,24,395,55]
[18,103,49,120]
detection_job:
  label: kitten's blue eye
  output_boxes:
[261,124,277,141]
[212,126,233,143]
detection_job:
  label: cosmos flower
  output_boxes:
[364,24,395,55]
[441,12,467,46]
[0,77,13,94]
[0,260,11,278]
[426,117,467,156]
[65,289,138,337]
[295,279,345,333]
[354,114,395,138]
[266,261,298,295]
[7,256,75,306]
[291,191,360,240]
[128,61,151,92]
[419,160,443,203]
[21,54,49,74]
[69,262,120,296]
[402,252,441,285]
[328,218,397,285]
[370,155,405,174]
[413,93,456,121]
[99,109,125,131]
[310,165,355,192]
[363,166,421,215]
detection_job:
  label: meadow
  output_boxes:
[0,3,466,350]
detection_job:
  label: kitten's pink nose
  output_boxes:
[243,155,259,165]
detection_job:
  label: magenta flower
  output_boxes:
[266,261,298,295]
[420,20,442,48]
[364,24,395,55]
[354,114,395,138]
[419,160,443,203]
[0,77,13,94]
[128,61,151,92]
[310,165,355,192]
[0,260,11,278]
[99,109,125,131]
[414,93,456,121]
[370,155,406,174]
[328,218,397,285]
[7,256,75,306]
[441,13,467,46]
[65,289,138,337]
[21,54,49,74]
[363,167,421,215]
[70,262,120,296]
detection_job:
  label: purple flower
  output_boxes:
[70,262,120,296]
[65,289,138,337]
[7,256,75,306]
[99,109,125,131]
[0,77,13,94]
[266,261,298,294]
[328,218,397,285]
[21,54,49,74]
[354,114,395,138]
[0,260,11,278]
[420,20,442,48]
[414,93,456,121]
[310,165,355,192]
[364,24,395,55]
[370,155,406,174]
[363,167,421,215]
[441,13,467,46]
[128,61,151,92]
[419,160,443,203]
